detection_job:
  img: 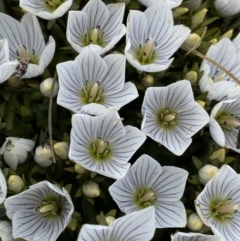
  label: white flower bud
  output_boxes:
[172,7,188,18]
[209,148,225,162]
[184,71,198,84]
[67,217,78,231]
[82,180,100,198]
[53,142,69,160]
[184,0,202,10]
[187,213,203,231]
[199,164,219,185]
[0,137,35,170]
[74,163,88,175]
[141,74,154,87]
[106,216,115,226]
[219,29,233,40]
[40,78,59,98]
[34,145,53,167]
[0,220,14,241]
[7,175,24,193]
[181,34,200,52]
[192,9,208,29]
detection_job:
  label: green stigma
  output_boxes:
[45,0,65,12]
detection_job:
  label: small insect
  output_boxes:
[15,59,31,78]
[236,128,240,149]
[41,129,50,148]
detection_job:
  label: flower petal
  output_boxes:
[0,169,7,204]
[171,232,221,241]
[0,62,18,84]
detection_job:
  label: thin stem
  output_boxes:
[48,72,58,163]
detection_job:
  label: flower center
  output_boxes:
[81,81,104,104]
[45,0,65,12]
[83,26,104,47]
[36,198,61,218]
[216,111,240,132]
[135,38,157,65]
[211,198,239,221]
[135,188,157,209]
[90,137,111,161]
[157,108,177,128]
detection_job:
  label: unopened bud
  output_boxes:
[209,148,225,162]
[82,180,100,198]
[34,145,53,167]
[40,78,59,98]
[219,30,233,40]
[184,71,198,84]
[187,213,203,231]
[74,163,88,175]
[141,74,154,87]
[192,9,208,29]
[181,34,201,52]
[106,216,115,226]
[199,164,219,185]
[209,39,218,44]
[196,100,205,108]
[67,217,78,231]
[184,0,202,10]
[172,7,188,18]
[53,142,69,160]
[7,175,24,193]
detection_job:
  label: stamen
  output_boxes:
[89,83,99,102]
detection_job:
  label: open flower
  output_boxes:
[109,154,188,228]
[69,110,146,179]
[209,98,240,153]
[0,221,14,241]
[195,165,240,241]
[4,181,74,241]
[214,0,240,18]
[57,48,138,115]
[20,0,73,20]
[125,1,190,72]
[138,0,182,8]
[0,137,35,170]
[0,39,18,84]
[66,0,126,55]
[141,80,209,155]
[77,207,155,241]
[0,13,55,78]
[171,232,220,241]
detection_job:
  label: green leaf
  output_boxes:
[75,186,82,198]
[224,157,235,164]
[192,156,204,170]
[21,106,31,117]
[64,184,72,193]
[98,211,108,226]
[188,174,200,184]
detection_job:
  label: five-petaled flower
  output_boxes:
[141,80,209,156]
[195,165,240,241]
[57,48,138,115]
[0,13,55,78]
[109,154,188,228]
[125,0,190,72]
[4,181,74,241]
[69,110,146,179]
[66,0,126,55]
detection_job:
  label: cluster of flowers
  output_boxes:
[1,0,240,240]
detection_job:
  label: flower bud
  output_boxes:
[196,100,205,108]
[106,216,115,226]
[82,180,100,198]
[191,9,208,29]
[7,175,24,193]
[74,163,88,175]
[209,148,225,162]
[184,71,198,84]
[187,213,203,231]
[199,164,219,185]
[53,142,69,160]
[209,39,217,44]
[141,74,154,87]
[181,34,200,52]
[219,29,233,40]
[172,7,188,18]
[67,217,78,231]
[184,0,202,10]
[40,78,59,98]
[34,145,53,167]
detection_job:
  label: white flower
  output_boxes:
[125,1,190,72]
[0,137,35,170]
[198,164,219,185]
[138,0,182,8]
[20,0,73,20]
[0,169,7,204]
[195,165,240,241]
[141,80,209,156]
[109,154,188,228]
[0,39,18,84]
[57,48,138,115]
[0,13,55,78]
[0,221,14,241]
[34,145,53,167]
[40,78,59,98]
[77,207,155,241]
[69,110,146,179]
[209,98,240,153]
[66,0,126,55]
[4,181,74,241]
[171,232,220,241]
[214,0,240,18]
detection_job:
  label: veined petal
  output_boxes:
[0,169,7,204]
[19,0,45,15]
[0,62,18,84]
[139,0,182,8]
[0,221,14,241]
[0,13,27,60]
[82,0,109,29]
[214,0,240,17]
[171,232,221,241]
[79,103,109,115]
[152,166,188,201]
[213,81,237,101]
[209,118,225,147]
[0,39,9,64]
[155,201,186,228]
[233,33,240,53]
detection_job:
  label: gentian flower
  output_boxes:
[20,0,73,20]
[77,207,155,241]
[0,13,55,78]
[57,48,138,115]
[4,181,74,241]
[195,165,240,241]
[69,110,146,179]
[138,0,182,8]
[66,0,126,55]
[125,0,190,72]
[109,154,188,228]
[0,221,14,241]
[214,0,240,18]
[0,39,18,84]
[171,232,220,241]
[141,80,209,156]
